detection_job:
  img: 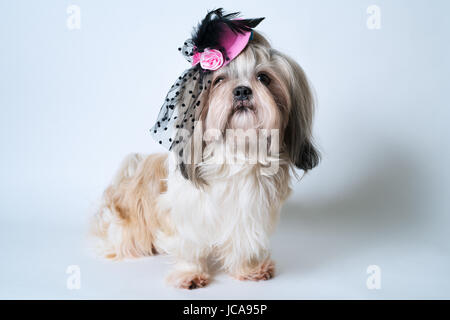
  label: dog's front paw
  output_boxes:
[166,270,210,289]
[235,260,275,281]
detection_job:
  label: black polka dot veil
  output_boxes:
[150,39,211,151]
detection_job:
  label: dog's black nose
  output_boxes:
[233,86,252,101]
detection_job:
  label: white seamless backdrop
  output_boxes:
[0,0,449,299]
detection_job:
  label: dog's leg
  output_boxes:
[165,241,211,289]
[220,229,275,281]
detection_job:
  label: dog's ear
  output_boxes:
[282,54,320,172]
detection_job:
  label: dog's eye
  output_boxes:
[213,77,225,86]
[257,73,271,86]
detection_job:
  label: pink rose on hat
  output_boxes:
[192,48,224,71]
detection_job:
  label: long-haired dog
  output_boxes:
[91,9,319,289]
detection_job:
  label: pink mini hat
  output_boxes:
[183,9,264,70]
[190,21,255,70]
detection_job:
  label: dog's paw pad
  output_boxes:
[237,260,275,281]
[185,275,209,289]
[167,270,210,289]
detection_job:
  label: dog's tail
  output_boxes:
[90,153,168,260]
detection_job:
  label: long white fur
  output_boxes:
[155,142,291,277]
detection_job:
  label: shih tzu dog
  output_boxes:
[91,9,319,289]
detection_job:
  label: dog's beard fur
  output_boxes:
[91,31,319,289]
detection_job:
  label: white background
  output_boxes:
[1,0,449,299]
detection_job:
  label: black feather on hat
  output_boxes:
[191,8,264,54]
